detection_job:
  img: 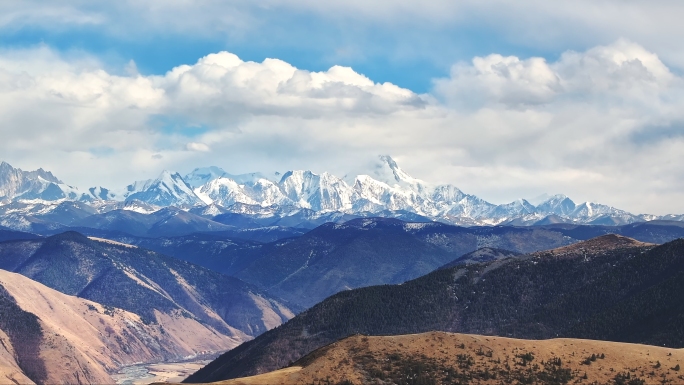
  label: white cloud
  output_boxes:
[155,52,423,126]
[2,41,684,215]
[186,142,210,152]
[0,46,425,188]
[435,39,676,108]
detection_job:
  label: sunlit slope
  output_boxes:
[187,235,684,382]
[210,332,684,385]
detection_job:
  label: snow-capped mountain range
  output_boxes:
[0,158,681,227]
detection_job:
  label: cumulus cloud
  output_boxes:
[0,46,425,189]
[1,41,684,215]
[434,39,676,108]
[427,40,684,213]
[155,52,423,125]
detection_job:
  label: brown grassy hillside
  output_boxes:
[207,332,684,385]
[0,269,241,384]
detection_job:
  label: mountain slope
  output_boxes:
[213,332,684,385]
[0,232,295,346]
[187,234,684,382]
[126,171,203,207]
[230,218,583,308]
[0,161,86,202]
[73,207,235,237]
[235,219,456,308]
[0,269,239,384]
[440,247,520,268]
[76,218,684,310]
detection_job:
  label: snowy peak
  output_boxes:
[122,199,159,214]
[86,187,119,201]
[279,170,355,212]
[226,172,271,185]
[184,166,229,188]
[0,161,86,202]
[1,158,679,227]
[379,155,416,185]
[126,170,203,207]
[431,185,466,203]
[185,167,272,189]
[536,194,576,216]
[373,155,429,193]
[197,177,258,207]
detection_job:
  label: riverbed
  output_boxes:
[112,360,212,384]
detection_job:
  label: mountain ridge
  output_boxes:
[0,232,297,345]
[0,157,678,229]
[185,235,684,382]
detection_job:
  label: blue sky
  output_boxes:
[1,1,684,214]
[0,4,558,92]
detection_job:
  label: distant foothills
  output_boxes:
[1,156,683,232]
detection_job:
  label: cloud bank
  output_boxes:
[0,40,683,215]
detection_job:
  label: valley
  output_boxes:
[113,360,212,384]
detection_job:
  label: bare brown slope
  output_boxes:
[209,332,684,385]
[541,233,655,258]
[0,269,241,384]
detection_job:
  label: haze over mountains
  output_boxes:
[2,157,683,232]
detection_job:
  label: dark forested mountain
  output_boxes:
[200,218,684,308]
[187,234,684,382]
[37,217,683,310]
[73,207,235,237]
[0,232,296,342]
[4,214,684,312]
[0,229,40,243]
[226,218,591,308]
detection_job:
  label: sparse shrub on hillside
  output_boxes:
[0,287,47,384]
[516,352,535,366]
[613,371,646,385]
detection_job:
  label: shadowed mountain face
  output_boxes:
[186,235,684,382]
[0,229,40,243]
[73,207,235,237]
[204,218,684,308]
[220,218,581,308]
[0,232,296,342]
[0,285,46,384]
[52,217,684,310]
